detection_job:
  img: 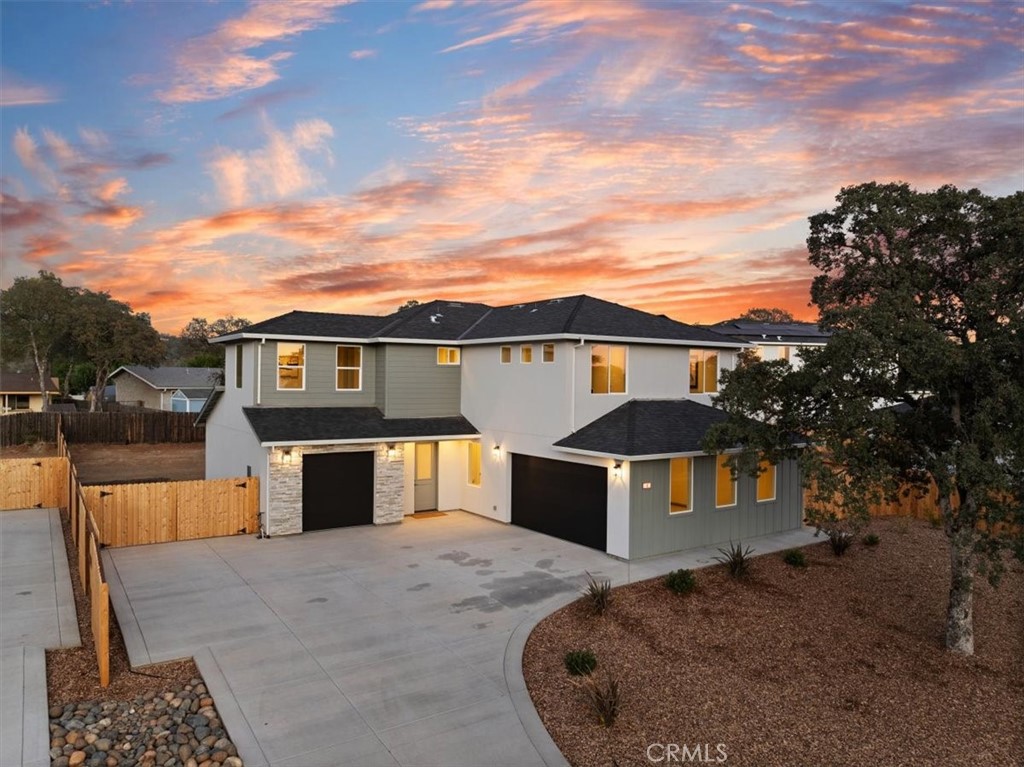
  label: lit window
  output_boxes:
[336,346,362,390]
[689,350,719,394]
[234,346,243,389]
[669,458,693,514]
[715,455,737,507]
[521,345,533,363]
[591,344,626,394]
[277,343,305,390]
[500,346,511,364]
[778,346,791,361]
[437,347,461,365]
[542,343,555,363]
[757,460,776,502]
[467,442,482,486]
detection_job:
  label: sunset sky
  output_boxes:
[2,1,1022,333]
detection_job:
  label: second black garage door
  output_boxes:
[302,451,374,531]
[511,454,607,551]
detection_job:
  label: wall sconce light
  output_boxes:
[386,443,397,460]
[492,444,501,458]
[281,447,293,465]
[612,460,623,479]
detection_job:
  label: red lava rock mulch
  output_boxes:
[524,518,1023,767]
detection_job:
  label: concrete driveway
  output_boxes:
[104,512,816,767]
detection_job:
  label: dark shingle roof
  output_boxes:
[115,366,221,390]
[243,407,479,444]
[462,295,739,345]
[0,371,59,393]
[194,387,223,426]
[708,320,831,344]
[219,295,743,347]
[553,399,731,457]
[237,311,387,338]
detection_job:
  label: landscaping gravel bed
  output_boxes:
[49,680,242,767]
[524,517,1023,767]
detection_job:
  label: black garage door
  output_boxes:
[511,454,607,551]
[302,452,374,531]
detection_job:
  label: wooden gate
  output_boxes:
[0,457,69,510]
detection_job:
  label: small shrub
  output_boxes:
[578,673,621,727]
[827,528,854,556]
[582,571,612,614]
[863,532,880,547]
[782,549,807,568]
[564,649,597,676]
[664,568,697,595]
[929,515,942,529]
[714,541,754,578]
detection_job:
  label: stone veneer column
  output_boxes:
[266,442,406,535]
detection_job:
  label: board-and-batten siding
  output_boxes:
[259,342,377,407]
[628,456,803,559]
[381,344,461,418]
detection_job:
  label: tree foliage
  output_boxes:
[0,271,74,404]
[178,316,250,363]
[738,307,795,323]
[704,182,1024,655]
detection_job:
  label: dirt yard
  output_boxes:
[524,518,1023,767]
[1,442,58,458]
[70,443,205,485]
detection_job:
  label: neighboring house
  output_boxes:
[0,371,60,413]
[203,295,805,559]
[110,366,220,411]
[707,319,832,369]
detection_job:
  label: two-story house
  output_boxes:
[202,295,805,560]
[707,319,831,369]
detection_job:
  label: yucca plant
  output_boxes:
[582,571,612,614]
[578,673,621,727]
[826,527,854,556]
[714,541,754,578]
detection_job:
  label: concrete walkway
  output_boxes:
[105,513,817,767]
[1,508,81,767]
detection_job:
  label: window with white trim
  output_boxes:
[591,344,626,394]
[336,346,362,390]
[715,455,737,507]
[756,459,777,502]
[277,343,305,390]
[521,345,533,363]
[689,349,719,394]
[437,347,460,365]
[234,346,243,389]
[500,346,512,364]
[542,343,555,363]
[669,457,693,514]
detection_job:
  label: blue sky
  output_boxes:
[2,0,1022,331]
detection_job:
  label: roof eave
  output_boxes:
[260,433,480,448]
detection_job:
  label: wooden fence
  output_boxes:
[82,477,259,547]
[0,456,69,510]
[0,411,204,446]
[803,481,943,521]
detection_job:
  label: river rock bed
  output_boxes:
[49,679,243,767]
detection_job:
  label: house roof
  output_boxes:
[708,320,831,345]
[553,399,732,458]
[213,295,743,348]
[242,407,479,446]
[0,371,59,394]
[112,366,221,390]
[172,388,212,399]
[194,386,224,426]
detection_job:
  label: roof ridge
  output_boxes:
[561,295,587,333]
[374,300,438,335]
[457,305,495,340]
[625,399,637,455]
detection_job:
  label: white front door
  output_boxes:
[414,442,438,511]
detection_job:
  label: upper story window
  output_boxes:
[591,344,626,394]
[715,455,737,508]
[689,349,719,394]
[756,459,777,502]
[277,342,305,390]
[669,457,693,514]
[336,346,362,390]
[437,347,461,365]
[521,345,533,363]
[467,442,482,487]
[500,346,512,364]
[234,346,243,389]
[542,343,555,363]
